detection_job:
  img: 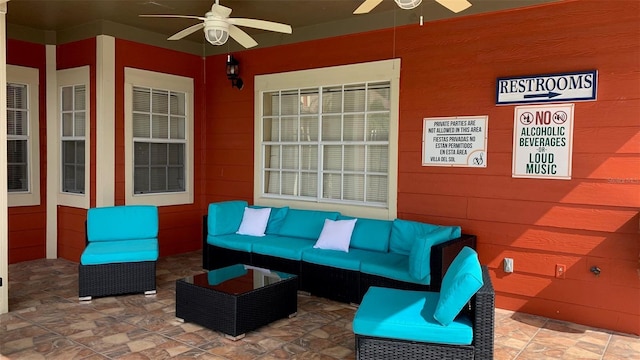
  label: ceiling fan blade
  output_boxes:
[140,14,206,21]
[228,25,258,48]
[227,18,292,34]
[435,0,472,13]
[168,23,204,40]
[354,0,383,14]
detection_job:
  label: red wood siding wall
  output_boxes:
[56,38,97,261]
[6,39,47,263]
[114,39,205,256]
[203,0,639,334]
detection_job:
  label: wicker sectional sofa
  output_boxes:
[202,200,476,304]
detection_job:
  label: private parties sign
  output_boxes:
[422,116,488,167]
[512,104,574,179]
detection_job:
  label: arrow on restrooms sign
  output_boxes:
[496,70,597,105]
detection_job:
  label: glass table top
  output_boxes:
[183,264,296,295]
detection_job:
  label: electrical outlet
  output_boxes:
[504,258,514,273]
[555,264,566,279]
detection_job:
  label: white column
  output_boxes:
[45,45,57,259]
[0,0,9,314]
[95,35,115,207]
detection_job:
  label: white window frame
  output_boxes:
[124,67,194,206]
[254,59,400,220]
[7,65,40,207]
[57,66,90,209]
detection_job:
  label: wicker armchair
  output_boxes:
[78,205,159,300]
[354,265,494,360]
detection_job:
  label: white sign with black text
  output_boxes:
[422,116,488,167]
[512,104,574,179]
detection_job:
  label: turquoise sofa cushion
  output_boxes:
[433,246,483,326]
[276,209,340,239]
[207,200,248,236]
[408,226,461,281]
[87,205,158,242]
[339,216,392,252]
[353,287,473,345]
[207,264,248,285]
[302,248,362,271]
[251,236,315,260]
[358,250,429,285]
[390,219,461,255]
[251,205,290,235]
[207,233,262,252]
[80,239,159,265]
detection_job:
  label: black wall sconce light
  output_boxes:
[226,54,243,90]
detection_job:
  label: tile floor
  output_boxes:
[1,251,638,359]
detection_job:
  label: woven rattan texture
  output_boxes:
[355,265,494,360]
[301,262,360,303]
[175,273,298,337]
[78,261,156,298]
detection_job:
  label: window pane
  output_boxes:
[62,113,74,137]
[168,143,184,165]
[263,118,279,142]
[7,110,27,136]
[300,145,317,170]
[300,172,317,197]
[300,89,319,114]
[366,175,388,203]
[322,115,342,141]
[323,145,342,171]
[134,142,150,165]
[281,145,299,169]
[152,89,169,114]
[170,92,186,116]
[7,140,27,192]
[344,114,365,141]
[280,90,299,115]
[323,173,341,199]
[300,116,318,142]
[61,86,73,111]
[263,92,279,117]
[134,167,149,193]
[152,114,169,139]
[74,85,86,110]
[74,112,85,137]
[281,116,298,142]
[170,116,185,139]
[322,86,342,113]
[62,140,85,194]
[264,144,280,168]
[150,143,167,165]
[264,170,280,194]
[133,87,151,112]
[63,141,76,163]
[150,167,167,191]
[281,172,298,196]
[344,84,366,112]
[367,145,389,172]
[367,113,389,141]
[344,145,365,172]
[344,174,364,201]
[7,83,27,111]
[168,167,185,191]
[133,113,151,138]
[367,83,390,111]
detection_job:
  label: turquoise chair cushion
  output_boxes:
[87,205,158,242]
[276,209,340,239]
[358,250,429,285]
[207,264,248,285]
[338,216,392,252]
[80,239,158,265]
[408,225,462,281]
[353,287,473,345]
[251,236,315,260]
[301,248,362,271]
[207,233,262,252]
[251,206,290,235]
[433,246,483,326]
[389,219,440,255]
[207,200,248,236]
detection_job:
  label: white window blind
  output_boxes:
[132,86,186,194]
[7,83,28,192]
[60,84,86,194]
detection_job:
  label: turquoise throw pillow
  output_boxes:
[207,200,248,236]
[432,246,483,326]
[408,226,460,281]
[276,209,340,239]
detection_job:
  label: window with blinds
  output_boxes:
[261,82,390,206]
[61,84,86,194]
[132,86,186,194]
[7,83,29,192]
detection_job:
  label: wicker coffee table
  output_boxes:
[175,264,298,340]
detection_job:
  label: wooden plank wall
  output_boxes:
[203,0,639,334]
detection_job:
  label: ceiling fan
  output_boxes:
[140,0,292,48]
[354,0,472,14]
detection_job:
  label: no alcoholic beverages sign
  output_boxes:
[512,104,574,179]
[422,116,488,167]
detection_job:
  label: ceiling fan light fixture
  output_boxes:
[205,27,229,45]
[394,0,422,10]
